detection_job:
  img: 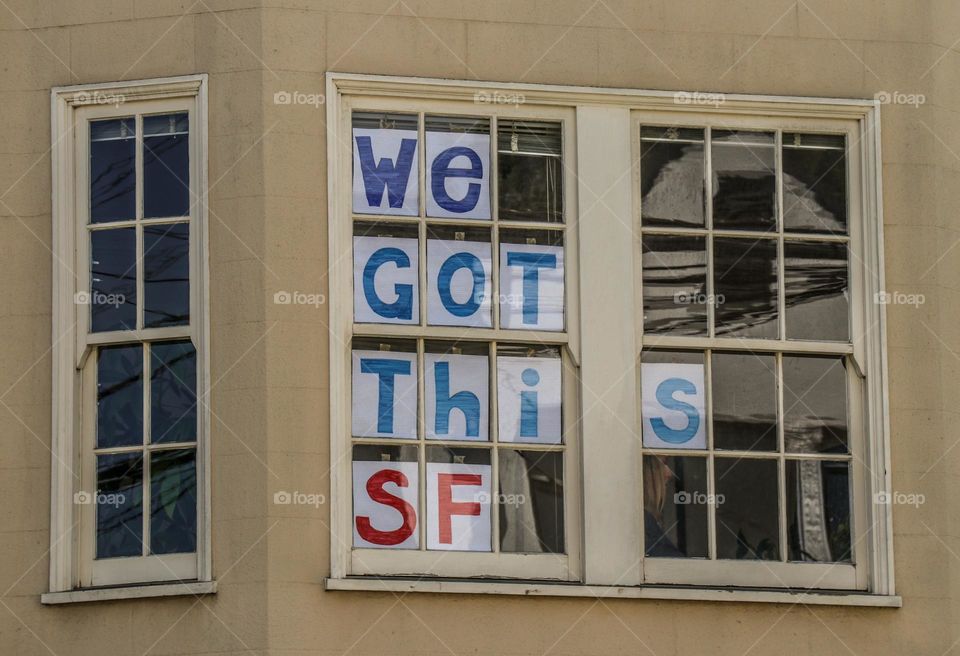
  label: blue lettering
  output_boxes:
[431,146,483,213]
[506,251,557,325]
[519,368,540,438]
[434,361,480,437]
[355,135,417,209]
[650,378,700,444]
[362,247,414,320]
[438,252,485,317]
[360,358,412,434]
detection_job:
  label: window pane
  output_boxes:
[96,453,143,558]
[642,234,707,335]
[782,133,847,234]
[150,448,197,554]
[496,344,563,445]
[144,223,190,328]
[712,130,776,232]
[143,113,190,218]
[786,460,851,562]
[151,340,197,444]
[91,227,137,332]
[425,116,490,220]
[352,444,419,550]
[499,228,565,331]
[499,449,564,554]
[426,447,492,551]
[712,352,777,451]
[714,237,778,338]
[714,457,779,560]
[497,120,563,222]
[426,225,492,328]
[643,455,708,558]
[784,240,848,341]
[90,118,135,223]
[640,127,705,228]
[97,344,143,448]
[424,340,489,441]
[783,356,848,454]
[641,350,706,450]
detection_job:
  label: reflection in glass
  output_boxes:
[642,235,707,335]
[784,241,848,341]
[90,118,135,223]
[643,455,708,558]
[714,237,778,338]
[91,228,137,332]
[143,113,190,218]
[144,223,190,328]
[786,460,851,562]
[96,453,143,558]
[499,450,564,553]
[498,120,562,222]
[784,356,848,454]
[712,352,777,451]
[711,130,776,232]
[640,127,705,228]
[151,340,197,444]
[782,133,847,234]
[97,344,143,448]
[150,449,197,554]
[715,457,779,560]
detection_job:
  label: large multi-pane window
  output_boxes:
[51,77,208,593]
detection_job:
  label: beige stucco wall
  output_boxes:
[1,1,959,653]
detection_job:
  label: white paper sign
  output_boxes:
[353,236,419,325]
[499,243,564,331]
[426,462,491,551]
[353,460,419,549]
[427,239,492,327]
[352,128,419,216]
[497,356,562,444]
[425,131,491,219]
[352,350,417,439]
[641,362,706,450]
[424,353,489,441]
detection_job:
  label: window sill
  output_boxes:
[41,580,217,605]
[325,577,901,608]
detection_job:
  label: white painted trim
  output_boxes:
[325,577,901,608]
[41,580,216,605]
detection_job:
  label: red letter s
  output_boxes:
[356,469,417,546]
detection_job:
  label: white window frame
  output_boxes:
[326,74,892,599]
[50,74,211,592]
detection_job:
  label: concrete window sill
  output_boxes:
[325,577,901,608]
[41,580,217,605]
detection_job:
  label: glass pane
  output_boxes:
[642,235,707,335]
[426,225,492,328]
[712,130,776,232]
[782,133,847,234]
[497,120,563,222]
[97,344,143,448]
[712,352,777,451]
[714,457,779,560]
[150,448,197,554]
[352,444,419,550]
[426,447,492,551]
[143,223,190,328]
[150,340,197,444]
[641,350,706,450]
[640,127,705,228]
[143,113,190,218]
[783,356,848,454]
[90,118,135,223]
[424,340,489,441]
[643,455,708,558]
[499,450,564,553]
[91,227,137,332]
[714,237,778,338]
[96,453,143,558]
[496,344,563,445]
[786,460,851,562]
[784,240,848,341]
[425,116,490,220]
[499,228,565,331]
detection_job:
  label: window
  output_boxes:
[328,76,890,599]
[51,76,209,591]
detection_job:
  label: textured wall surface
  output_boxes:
[1,1,959,654]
